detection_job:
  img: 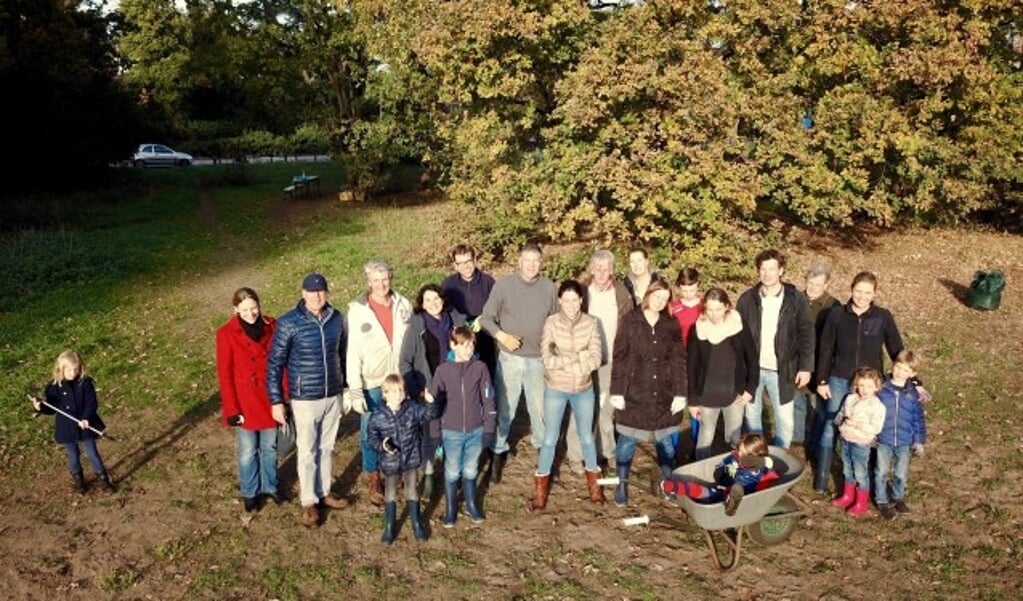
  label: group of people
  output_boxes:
[29,242,930,547]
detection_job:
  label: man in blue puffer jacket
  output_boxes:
[267,273,349,528]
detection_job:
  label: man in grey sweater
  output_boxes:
[479,243,557,483]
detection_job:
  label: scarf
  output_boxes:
[239,315,266,342]
[423,311,453,366]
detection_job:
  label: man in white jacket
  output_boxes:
[346,259,412,505]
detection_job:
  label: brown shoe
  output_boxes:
[321,494,349,509]
[366,471,385,506]
[301,504,320,528]
[585,469,606,505]
[530,474,551,511]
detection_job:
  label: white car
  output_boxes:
[133,144,193,167]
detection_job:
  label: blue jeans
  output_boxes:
[744,368,794,448]
[442,427,484,483]
[840,440,872,490]
[817,376,851,457]
[359,387,384,471]
[792,388,822,446]
[236,427,278,498]
[875,443,912,504]
[615,431,675,472]
[537,387,598,475]
[63,439,105,475]
[493,352,545,454]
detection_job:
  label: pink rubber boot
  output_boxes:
[831,483,855,509]
[846,488,870,517]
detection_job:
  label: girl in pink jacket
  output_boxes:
[831,367,886,517]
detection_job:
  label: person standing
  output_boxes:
[346,260,413,506]
[792,262,839,457]
[735,249,814,449]
[479,243,558,483]
[216,287,284,513]
[814,271,903,494]
[564,250,633,472]
[609,276,688,507]
[441,244,496,372]
[623,247,659,306]
[267,273,349,528]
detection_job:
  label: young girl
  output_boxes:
[366,374,441,544]
[30,350,115,493]
[428,327,495,527]
[831,367,886,517]
[660,433,779,516]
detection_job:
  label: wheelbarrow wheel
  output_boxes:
[749,495,799,546]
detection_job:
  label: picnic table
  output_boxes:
[283,174,321,199]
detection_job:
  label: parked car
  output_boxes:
[133,144,193,167]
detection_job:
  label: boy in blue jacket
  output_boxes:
[875,349,927,520]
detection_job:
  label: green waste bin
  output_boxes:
[967,270,1005,311]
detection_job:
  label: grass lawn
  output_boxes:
[1,163,1022,600]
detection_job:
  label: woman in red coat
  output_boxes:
[216,287,284,513]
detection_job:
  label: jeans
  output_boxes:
[694,401,745,461]
[359,387,384,471]
[442,427,484,483]
[292,395,341,507]
[63,438,106,475]
[785,387,818,444]
[493,352,545,454]
[236,427,278,498]
[615,431,675,473]
[384,470,419,503]
[817,376,851,458]
[567,363,617,463]
[875,444,912,504]
[537,387,598,475]
[840,440,872,490]
[744,368,794,448]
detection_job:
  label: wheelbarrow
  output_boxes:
[671,446,809,571]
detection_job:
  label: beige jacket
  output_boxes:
[839,393,886,445]
[540,311,602,393]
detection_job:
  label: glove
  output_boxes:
[916,385,933,404]
[833,412,845,427]
[227,414,243,427]
[670,396,687,415]
[609,395,626,410]
[912,443,925,457]
[466,318,482,333]
[382,437,398,454]
[341,391,353,415]
[482,431,496,451]
[27,394,41,412]
[495,330,522,352]
[348,389,368,414]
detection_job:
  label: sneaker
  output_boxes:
[724,483,744,516]
[321,494,350,509]
[243,497,259,513]
[301,505,320,528]
[878,503,898,520]
[659,478,678,501]
[893,499,910,513]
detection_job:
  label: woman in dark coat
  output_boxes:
[608,276,688,507]
[216,287,284,513]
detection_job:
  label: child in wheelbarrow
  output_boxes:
[659,433,778,515]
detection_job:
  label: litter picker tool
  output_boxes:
[29,395,116,441]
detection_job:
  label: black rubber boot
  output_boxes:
[462,477,484,523]
[443,480,458,528]
[614,462,631,507]
[490,452,507,485]
[98,472,116,493]
[72,470,86,494]
[813,446,833,494]
[408,500,427,541]
[381,502,397,545]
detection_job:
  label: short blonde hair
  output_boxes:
[381,373,405,395]
[894,349,921,372]
[52,350,85,384]
[737,433,769,458]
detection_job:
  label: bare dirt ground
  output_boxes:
[3,196,1022,600]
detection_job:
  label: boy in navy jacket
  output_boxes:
[875,349,927,520]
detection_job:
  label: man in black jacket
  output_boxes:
[735,250,814,449]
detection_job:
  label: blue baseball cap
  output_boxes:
[302,273,328,292]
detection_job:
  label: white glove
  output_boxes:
[609,395,626,410]
[348,389,368,414]
[670,396,687,415]
[341,391,353,415]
